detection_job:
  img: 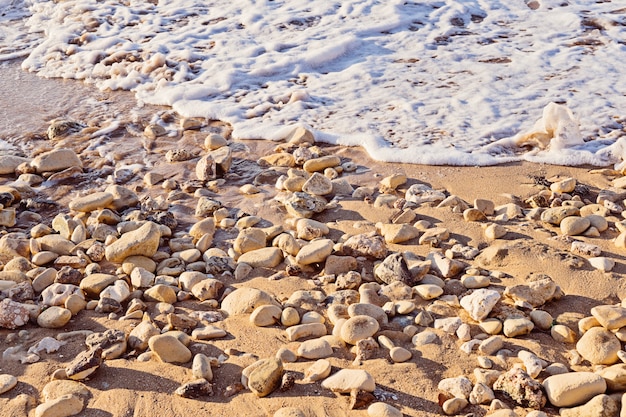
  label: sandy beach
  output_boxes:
[2,60,626,417]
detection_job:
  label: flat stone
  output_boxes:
[321,369,375,393]
[342,233,388,259]
[379,223,419,244]
[79,274,117,298]
[543,372,607,407]
[588,257,615,272]
[69,192,114,212]
[99,280,130,303]
[238,247,283,268]
[65,347,102,380]
[415,284,444,300]
[576,327,620,365]
[32,149,82,173]
[551,177,576,193]
[591,305,626,330]
[143,284,177,304]
[34,394,84,417]
[427,251,465,278]
[149,333,192,363]
[504,276,558,308]
[105,222,161,263]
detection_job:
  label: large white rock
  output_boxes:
[576,326,621,365]
[542,372,606,407]
[460,289,501,321]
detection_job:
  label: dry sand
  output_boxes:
[1,60,625,417]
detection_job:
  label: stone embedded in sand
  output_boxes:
[543,372,607,407]
[204,133,227,150]
[322,369,375,393]
[149,333,192,363]
[41,380,90,402]
[105,221,161,263]
[128,321,160,351]
[588,257,615,272]
[379,174,407,192]
[484,223,507,240]
[302,172,333,195]
[31,149,82,173]
[37,306,72,329]
[551,324,576,344]
[68,192,114,212]
[460,289,500,322]
[493,367,546,409]
[478,335,503,355]
[189,217,215,241]
[34,393,84,417]
[324,255,357,276]
[463,208,487,222]
[246,357,283,397]
[295,238,333,265]
[0,298,31,329]
[221,287,279,316]
[367,402,402,417]
[576,326,620,365]
[342,233,387,259]
[591,305,626,330]
[340,315,380,345]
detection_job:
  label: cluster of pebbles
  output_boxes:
[3,119,626,417]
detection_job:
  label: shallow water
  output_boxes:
[2,0,626,166]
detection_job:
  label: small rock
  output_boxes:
[221,287,279,316]
[560,394,618,417]
[560,216,590,236]
[576,327,621,365]
[321,369,375,393]
[503,317,534,338]
[460,289,501,321]
[442,397,468,415]
[246,357,284,397]
[304,359,332,382]
[0,374,17,394]
[37,306,72,329]
[367,402,402,417]
[341,315,380,345]
[34,394,84,417]
[148,333,192,363]
[32,149,82,173]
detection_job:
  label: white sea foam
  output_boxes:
[3,0,626,166]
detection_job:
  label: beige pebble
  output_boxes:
[250,305,282,327]
[281,307,300,327]
[367,402,402,417]
[304,359,332,382]
[389,346,412,363]
[34,394,84,417]
[551,324,577,343]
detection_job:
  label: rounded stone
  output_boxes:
[148,333,192,363]
[340,315,380,345]
[0,374,17,394]
[221,287,280,316]
[281,307,300,327]
[542,372,607,407]
[321,369,375,393]
[297,338,333,359]
[250,305,282,327]
[576,326,621,365]
[502,317,534,338]
[529,310,553,331]
[34,394,84,417]
[367,402,402,417]
[389,346,412,363]
[560,216,590,236]
[304,359,332,382]
[37,306,72,329]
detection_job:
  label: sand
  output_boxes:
[0,60,625,417]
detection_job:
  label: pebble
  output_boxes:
[104,221,161,263]
[460,288,501,321]
[529,309,553,330]
[560,394,618,417]
[37,306,72,329]
[304,359,332,382]
[340,315,380,345]
[493,367,546,409]
[588,257,615,272]
[237,247,283,268]
[148,334,192,363]
[41,380,89,402]
[367,402,402,417]
[246,357,283,397]
[503,317,534,338]
[560,216,590,236]
[281,307,300,327]
[321,369,375,393]
[442,397,468,415]
[274,408,306,417]
[551,324,577,343]
[286,323,327,342]
[479,335,504,355]
[302,172,333,195]
[576,326,621,365]
[389,346,411,363]
[221,287,280,315]
[438,376,472,399]
[0,374,18,394]
[303,155,340,173]
[414,284,444,300]
[192,353,213,381]
[542,372,607,407]
[34,394,84,417]
[295,239,334,265]
[250,305,282,327]
[297,338,333,359]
